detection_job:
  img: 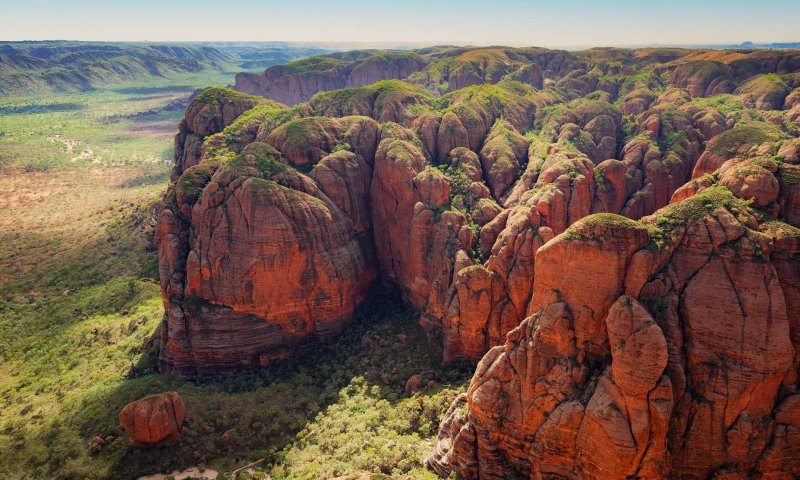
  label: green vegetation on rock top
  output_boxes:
[644,185,754,249]
[710,121,784,156]
[193,86,264,106]
[563,213,647,241]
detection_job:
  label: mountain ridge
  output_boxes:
[0,41,237,96]
[0,41,341,97]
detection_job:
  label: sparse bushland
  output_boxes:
[1,253,470,479]
[0,71,235,172]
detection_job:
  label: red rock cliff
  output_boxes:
[429,188,800,478]
[159,49,800,393]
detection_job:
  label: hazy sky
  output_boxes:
[1,0,798,48]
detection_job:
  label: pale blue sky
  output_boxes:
[0,0,798,47]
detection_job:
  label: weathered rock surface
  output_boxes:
[668,60,736,97]
[119,392,185,445]
[172,88,282,180]
[692,122,784,178]
[429,188,800,479]
[735,73,796,110]
[160,123,377,375]
[160,48,800,401]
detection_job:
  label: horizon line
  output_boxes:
[2,39,800,51]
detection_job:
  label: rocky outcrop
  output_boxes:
[172,88,279,180]
[304,80,431,125]
[447,49,519,91]
[538,98,622,164]
[159,119,378,375]
[479,121,529,200]
[345,53,426,88]
[430,187,800,479]
[505,63,544,89]
[233,57,351,106]
[155,46,800,479]
[667,61,736,97]
[159,48,800,382]
[622,88,656,115]
[232,47,800,110]
[370,125,463,309]
[719,157,781,208]
[119,392,185,445]
[735,73,795,110]
[693,122,785,178]
[234,52,425,105]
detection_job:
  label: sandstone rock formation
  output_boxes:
[159,47,800,387]
[429,188,800,479]
[232,47,800,112]
[158,47,800,477]
[172,87,281,180]
[234,52,425,105]
[119,392,185,445]
[159,94,378,375]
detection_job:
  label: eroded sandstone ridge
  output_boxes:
[158,44,798,424]
[428,189,800,478]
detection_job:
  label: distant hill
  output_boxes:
[741,41,800,49]
[0,41,237,96]
[199,42,336,70]
[0,41,348,97]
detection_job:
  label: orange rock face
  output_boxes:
[430,189,800,479]
[183,174,373,333]
[160,145,376,375]
[119,392,185,445]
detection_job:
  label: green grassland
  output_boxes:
[0,72,468,479]
[0,72,241,172]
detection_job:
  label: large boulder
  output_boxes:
[119,392,185,445]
